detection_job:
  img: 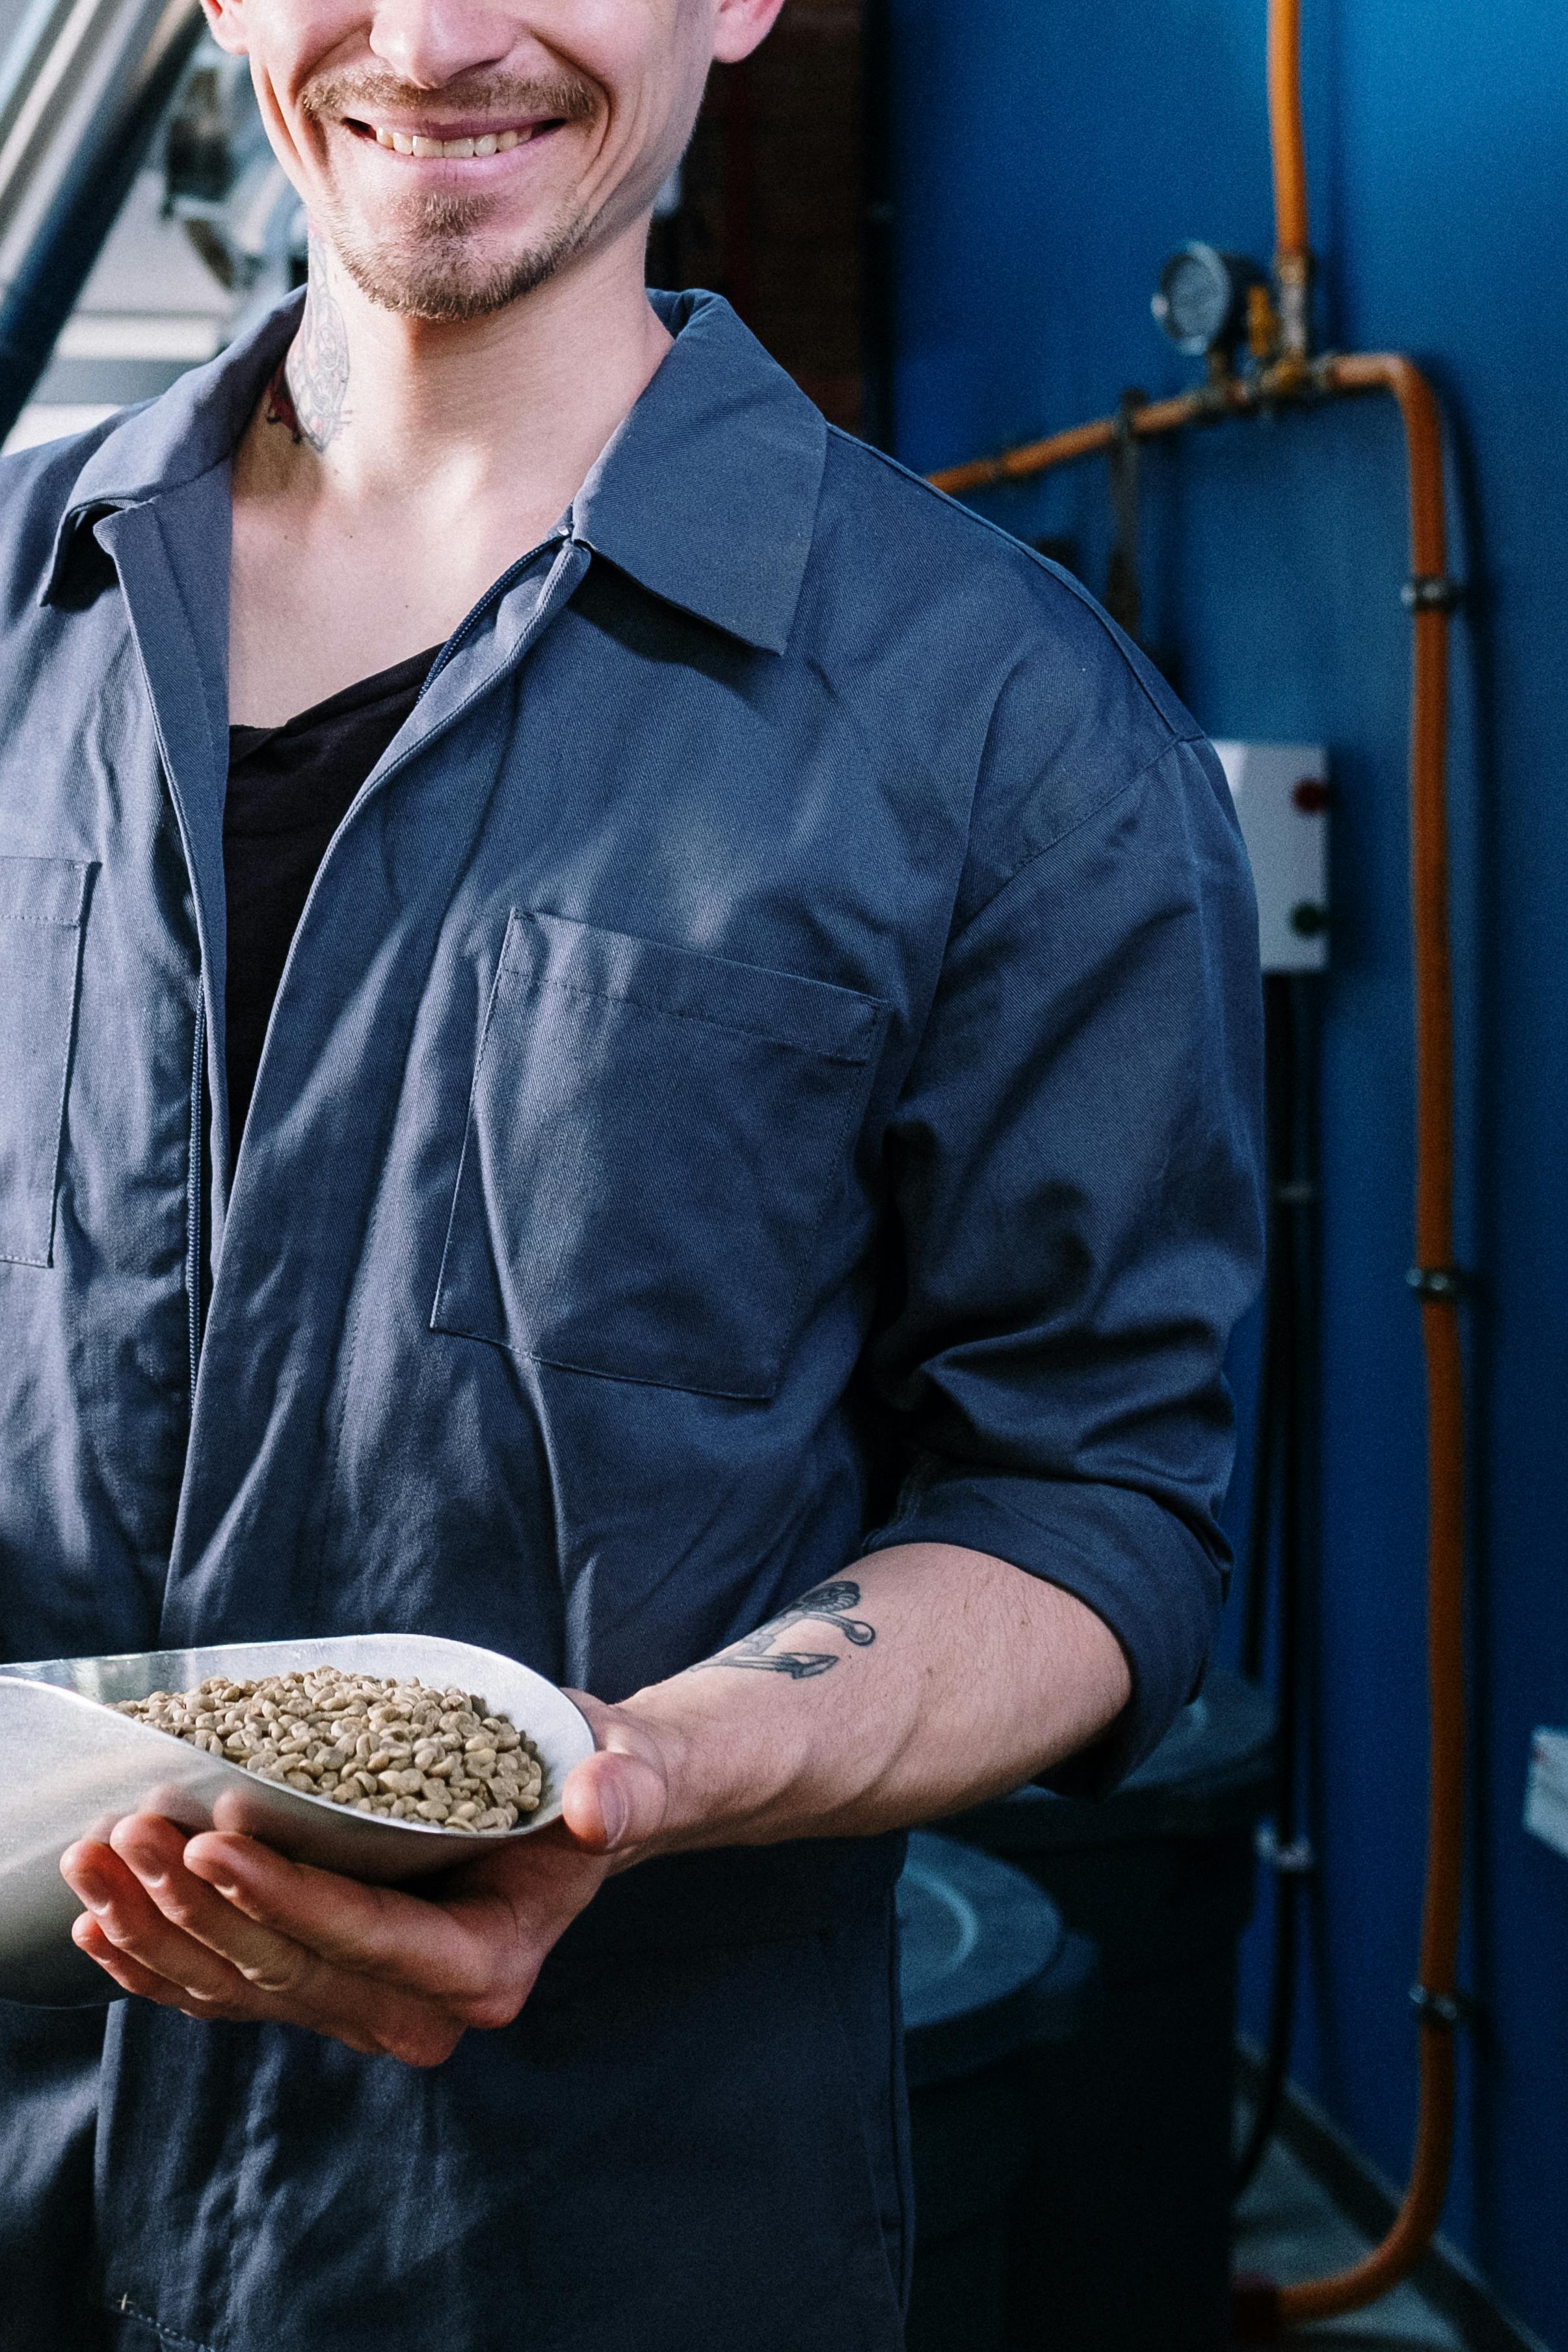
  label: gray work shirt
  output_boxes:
[0,286,1260,1770]
[0,288,1263,2351]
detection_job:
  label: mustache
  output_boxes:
[300,68,600,126]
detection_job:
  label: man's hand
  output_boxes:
[57,1697,672,2066]
[59,1547,1130,2063]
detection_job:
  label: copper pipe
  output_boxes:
[927,347,1467,2335]
[1273,353,1466,2329]
[929,414,1115,497]
[1269,0,1309,259]
[929,388,1227,498]
[1269,0,1312,354]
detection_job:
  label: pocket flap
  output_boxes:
[503,911,881,1065]
[0,855,88,928]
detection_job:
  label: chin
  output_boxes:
[329,195,590,323]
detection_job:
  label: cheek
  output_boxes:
[246,3,367,175]
[247,77,317,199]
[536,0,704,134]
[575,25,708,196]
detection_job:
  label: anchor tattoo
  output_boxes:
[695,1580,878,1679]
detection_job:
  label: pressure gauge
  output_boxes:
[1151,244,1263,358]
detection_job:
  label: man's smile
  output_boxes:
[341,113,570,161]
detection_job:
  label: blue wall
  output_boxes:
[886,3,1568,2343]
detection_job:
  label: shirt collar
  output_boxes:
[45,286,827,654]
[569,289,827,654]
[43,291,304,603]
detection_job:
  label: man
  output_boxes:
[0,0,1262,2342]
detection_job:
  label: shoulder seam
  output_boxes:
[953,730,1208,943]
[823,423,1188,742]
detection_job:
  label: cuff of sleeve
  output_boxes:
[860,1473,1224,1797]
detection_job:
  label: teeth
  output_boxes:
[370,124,533,158]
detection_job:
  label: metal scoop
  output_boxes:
[0,1632,596,2007]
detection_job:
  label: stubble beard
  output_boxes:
[300,69,602,323]
[324,189,593,323]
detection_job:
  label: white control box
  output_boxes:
[1212,740,1330,973]
[1524,1728,1568,1862]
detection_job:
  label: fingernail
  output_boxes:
[109,1826,163,1883]
[186,1839,244,1897]
[72,1869,110,1915]
[599,1780,629,1849]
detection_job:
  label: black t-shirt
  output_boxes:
[224,646,440,1155]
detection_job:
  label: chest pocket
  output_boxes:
[0,855,88,1268]
[432,909,883,1400]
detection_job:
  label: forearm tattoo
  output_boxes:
[693,1581,877,1681]
[271,230,350,453]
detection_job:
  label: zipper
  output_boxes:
[185,991,206,1404]
[418,529,571,699]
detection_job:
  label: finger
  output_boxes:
[70,1910,392,2052]
[181,1830,524,2010]
[71,1910,237,2011]
[101,1821,465,2064]
[108,1817,347,2009]
[182,1824,609,2032]
[72,1904,189,2001]
[63,1839,258,2009]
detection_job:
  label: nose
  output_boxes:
[365,0,518,88]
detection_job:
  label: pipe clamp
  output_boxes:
[1402,575,1463,613]
[1409,1984,1467,2031]
[1407,1265,1467,1302]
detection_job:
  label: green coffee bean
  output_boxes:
[109,1666,545,1834]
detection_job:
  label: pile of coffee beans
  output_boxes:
[111,1666,544,1833]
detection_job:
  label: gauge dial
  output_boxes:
[1152,244,1261,357]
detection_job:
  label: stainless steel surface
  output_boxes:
[0,0,202,278]
[0,0,206,436]
[0,1633,596,2008]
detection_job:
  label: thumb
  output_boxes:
[560,1743,669,1856]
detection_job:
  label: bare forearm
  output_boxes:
[610,1544,1133,1854]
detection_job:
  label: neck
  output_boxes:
[263,219,673,531]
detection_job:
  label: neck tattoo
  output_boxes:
[271,231,351,454]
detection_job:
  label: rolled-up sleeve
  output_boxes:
[861,727,1265,1793]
